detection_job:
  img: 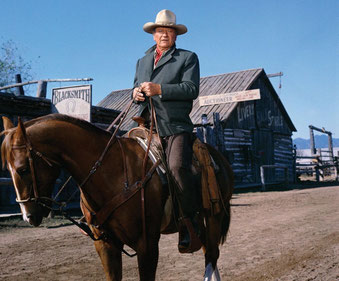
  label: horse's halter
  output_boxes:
[11,132,60,204]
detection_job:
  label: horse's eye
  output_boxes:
[16,166,30,176]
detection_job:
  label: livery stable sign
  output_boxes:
[199,89,261,107]
[52,85,92,122]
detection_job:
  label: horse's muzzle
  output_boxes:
[27,214,43,227]
[21,203,49,227]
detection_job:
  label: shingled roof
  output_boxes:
[191,68,262,124]
[97,68,295,132]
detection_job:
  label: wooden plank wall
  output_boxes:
[273,134,294,181]
[223,128,255,183]
[222,129,294,185]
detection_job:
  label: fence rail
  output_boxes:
[0,77,93,98]
[296,155,338,181]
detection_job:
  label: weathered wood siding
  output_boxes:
[251,76,293,135]
[223,128,255,183]
[252,129,274,182]
[273,134,294,181]
[99,68,297,187]
[221,73,294,185]
[225,79,293,135]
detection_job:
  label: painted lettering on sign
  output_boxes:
[199,89,260,107]
[237,104,254,123]
[52,85,92,122]
[268,110,283,127]
[52,88,91,104]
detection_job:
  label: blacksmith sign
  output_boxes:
[199,89,260,107]
[52,85,92,121]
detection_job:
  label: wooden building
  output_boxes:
[0,91,120,130]
[98,68,297,187]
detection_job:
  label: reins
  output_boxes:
[13,98,160,258]
[77,99,134,190]
[50,100,135,204]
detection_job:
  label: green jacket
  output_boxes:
[133,45,200,137]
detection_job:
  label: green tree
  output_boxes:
[0,40,34,88]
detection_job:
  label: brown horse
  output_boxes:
[1,114,233,281]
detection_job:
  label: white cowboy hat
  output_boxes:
[143,9,187,35]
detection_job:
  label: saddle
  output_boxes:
[128,118,223,253]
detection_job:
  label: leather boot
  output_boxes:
[178,217,202,253]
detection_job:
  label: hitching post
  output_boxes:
[36,80,47,98]
[14,74,25,96]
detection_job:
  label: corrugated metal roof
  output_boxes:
[97,68,264,131]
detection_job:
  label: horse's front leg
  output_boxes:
[94,240,122,281]
[136,233,160,281]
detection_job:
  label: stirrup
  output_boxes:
[178,218,202,254]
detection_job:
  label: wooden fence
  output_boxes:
[295,154,339,182]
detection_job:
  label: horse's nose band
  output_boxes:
[11,139,61,204]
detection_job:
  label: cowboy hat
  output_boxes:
[143,9,187,35]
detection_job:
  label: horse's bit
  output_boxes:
[11,100,158,258]
[11,135,60,205]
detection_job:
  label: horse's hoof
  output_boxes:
[204,263,221,281]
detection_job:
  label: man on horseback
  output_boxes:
[132,9,201,252]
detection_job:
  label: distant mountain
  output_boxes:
[293,135,339,149]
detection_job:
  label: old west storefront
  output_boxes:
[98,68,296,186]
[0,67,297,212]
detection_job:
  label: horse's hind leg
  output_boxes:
[204,262,221,281]
[204,214,222,267]
[94,240,122,281]
[203,213,227,281]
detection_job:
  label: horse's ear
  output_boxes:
[14,117,28,144]
[1,116,15,170]
[2,116,14,130]
[1,142,6,170]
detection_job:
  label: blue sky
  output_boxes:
[1,0,338,139]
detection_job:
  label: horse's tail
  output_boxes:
[205,143,234,244]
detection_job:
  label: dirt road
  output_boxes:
[1,185,338,281]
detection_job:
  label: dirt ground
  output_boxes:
[1,184,338,281]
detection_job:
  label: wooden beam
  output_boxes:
[0,78,93,91]
[36,80,47,98]
[309,125,332,135]
[267,72,283,78]
[14,74,25,96]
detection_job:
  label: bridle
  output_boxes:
[10,98,132,207]
[11,136,61,205]
[10,100,135,208]
[9,99,159,257]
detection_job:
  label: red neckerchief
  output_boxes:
[154,47,163,66]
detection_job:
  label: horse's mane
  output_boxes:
[1,114,113,168]
[1,127,16,169]
[24,114,111,137]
